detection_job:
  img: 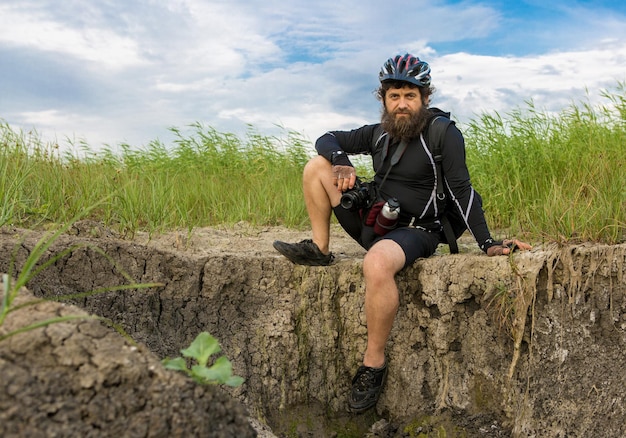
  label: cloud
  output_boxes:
[0,3,147,71]
[1,0,625,151]
[433,40,626,123]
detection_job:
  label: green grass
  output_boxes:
[463,82,625,244]
[1,83,625,244]
[0,123,312,236]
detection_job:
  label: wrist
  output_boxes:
[480,238,502,254]
[331,150,351,166]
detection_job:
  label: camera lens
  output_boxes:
[340,180,370,211]
[340,193,357,210]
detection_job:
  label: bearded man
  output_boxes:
[273,54,531,413]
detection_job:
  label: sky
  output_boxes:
[1,0,625,152]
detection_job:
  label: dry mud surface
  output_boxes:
[130,222,371,259]
[1,222,625,438]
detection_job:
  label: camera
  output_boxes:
[340,180,373,211]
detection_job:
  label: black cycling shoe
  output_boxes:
[272,239,334,266]
[348,363,388,413]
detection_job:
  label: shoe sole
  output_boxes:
[273,241,333,266]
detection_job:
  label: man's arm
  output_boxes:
[315,125,379,192]
[316,132,353,166]
[440,126,532,255]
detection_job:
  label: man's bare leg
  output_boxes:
[361,239,406,368]
[302,156,342,254]
[348,239,404,412]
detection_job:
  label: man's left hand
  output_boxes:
[487,239,532,256]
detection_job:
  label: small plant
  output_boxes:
[162,331,244,387]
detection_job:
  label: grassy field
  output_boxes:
[1,84,624,244]
[464,83,625,244]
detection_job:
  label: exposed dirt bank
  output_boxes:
[0,290,256,438]
[0,223,624,437]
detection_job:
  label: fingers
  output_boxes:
[348,173,357,189]
[333,175,353,192]
[512,239,533,251]
[503,239,533,251]
[332,165,356,192]
[487,245,512,256]
[487,239,533,257]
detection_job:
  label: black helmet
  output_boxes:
[379,54,431,88]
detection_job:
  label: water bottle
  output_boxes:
[374,198,400,235]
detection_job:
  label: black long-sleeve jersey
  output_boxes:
[315,110,495,251]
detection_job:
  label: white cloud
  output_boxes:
[0,4,147,71]
[433,41,626,123]
[1,0,625,151]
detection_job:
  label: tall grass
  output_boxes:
[1,122,312,236]
[464,82,625,243]
[1,83,624,244]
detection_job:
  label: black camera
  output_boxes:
[340,180,373,211]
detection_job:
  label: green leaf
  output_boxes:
[162,357,188,372]
[163,332,243,387]
[180,332,221,367]
[191,356,232,383]
[224,375,245,387]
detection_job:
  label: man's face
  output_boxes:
[380,83,429,140]
[384,85,423,119]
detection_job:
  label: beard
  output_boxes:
[381,105,431,141]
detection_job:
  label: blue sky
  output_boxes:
[1,0,625,152]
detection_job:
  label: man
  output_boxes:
[273,54,532,413]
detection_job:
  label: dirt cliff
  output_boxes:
[0,289,256,438]
[0,222,624,437]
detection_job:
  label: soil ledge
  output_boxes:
[0,223,625,437]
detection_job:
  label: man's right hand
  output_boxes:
[332,165,357,192]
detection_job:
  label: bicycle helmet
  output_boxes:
[379,54,431,87]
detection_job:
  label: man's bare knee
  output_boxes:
[304,155,331,179]
[363,241,405,279]
[304,155,342,206]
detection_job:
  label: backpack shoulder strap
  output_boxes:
[427,115,459,254]
[371,124,387,155]
[427,115,453,200]
[427,115,453,165]
[371,124,406,194]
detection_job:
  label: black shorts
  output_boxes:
[333,206,441,268]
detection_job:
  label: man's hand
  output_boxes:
[332,165,357,192]
[486,239,532,256]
